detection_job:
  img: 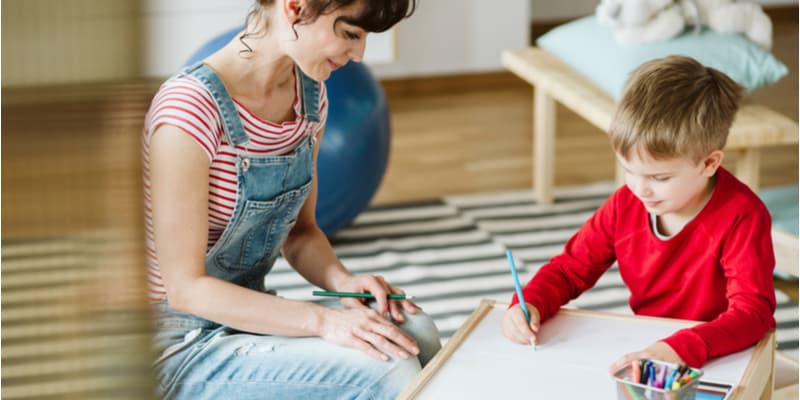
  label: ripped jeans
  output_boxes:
[151,301,442,400]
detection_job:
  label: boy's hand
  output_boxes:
[501,303,540,346]
[608,341,684,374]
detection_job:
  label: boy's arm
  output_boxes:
[510,194,619,322]
[662,210,777,367]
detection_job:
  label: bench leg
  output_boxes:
[733,148,761,191]
[534,88,555,204]
[772,229,799,278]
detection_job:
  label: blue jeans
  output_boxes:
[152,301,441,399]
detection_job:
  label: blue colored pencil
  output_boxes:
[506,249,530,324]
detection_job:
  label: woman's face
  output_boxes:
[279,0,368,81]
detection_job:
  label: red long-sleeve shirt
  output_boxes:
[511,168,776,366]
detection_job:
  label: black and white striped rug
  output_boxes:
[2,183,795,398]
[270,182,799,360]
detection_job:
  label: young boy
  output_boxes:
[501,55,776,370]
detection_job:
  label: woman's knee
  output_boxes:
[399,309,442,367]
[367,356,422,400]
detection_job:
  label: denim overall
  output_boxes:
[151,63,441,400]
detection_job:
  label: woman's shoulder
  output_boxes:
[148,74,221,122]
[145,74,224,159]
[156,75,214,102]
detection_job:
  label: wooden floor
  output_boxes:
[2,16,797,299]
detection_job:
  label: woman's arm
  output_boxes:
[281,128,418,321]
[149,125,419,360]
[149,125,325,336]
[280,127,352,290]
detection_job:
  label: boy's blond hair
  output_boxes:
[609,55,744,163]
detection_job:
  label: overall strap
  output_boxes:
[183,62,249,147]
[295,65,320,123]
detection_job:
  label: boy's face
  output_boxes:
[616,150,722,219]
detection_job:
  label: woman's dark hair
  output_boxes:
[239,0,416,54]
[316,0,416,33]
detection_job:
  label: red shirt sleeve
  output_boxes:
[510,191,619,322]
[662,203,776,367]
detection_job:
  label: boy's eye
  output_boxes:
[652,176,670,182]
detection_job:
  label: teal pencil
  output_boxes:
[506,250,530,324]
[312,290,415,300]
[507,249,537,350]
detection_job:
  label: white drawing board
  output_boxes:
[401,300,773,399]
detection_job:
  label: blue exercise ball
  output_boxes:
[316,62,390,237]
[185,29,390,237]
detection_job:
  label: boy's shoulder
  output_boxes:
[714,167,771,215]
[607,183,641,208]
[697,168,773,237]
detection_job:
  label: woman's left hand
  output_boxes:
[608,341,684,374]
[335,274,419,323]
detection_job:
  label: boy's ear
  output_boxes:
[701,150,724,177]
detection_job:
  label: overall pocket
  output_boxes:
[213,198,280,273]
[208,178,312,278]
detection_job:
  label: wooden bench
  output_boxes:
[502,47,799,204]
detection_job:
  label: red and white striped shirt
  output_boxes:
[142,71,328,302]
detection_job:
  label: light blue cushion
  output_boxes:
[759,184,799,236]
[536,16,788,100]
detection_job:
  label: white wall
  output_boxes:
[369,0,531,78]
[530,0,596,21]
[143,0,396,78]
[143,0,530,79]
[142,0,251,77]
[529,0,796,21]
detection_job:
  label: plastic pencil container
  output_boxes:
[612,359,703,400]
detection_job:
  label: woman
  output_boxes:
[144,0,440,398]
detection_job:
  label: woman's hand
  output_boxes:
[335,274,418,323]
[319,306,420,361]
[501,303,540,346]
[608,341,684,374]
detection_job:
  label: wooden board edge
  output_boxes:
[728,330,776,399]
[397,298,497,399]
